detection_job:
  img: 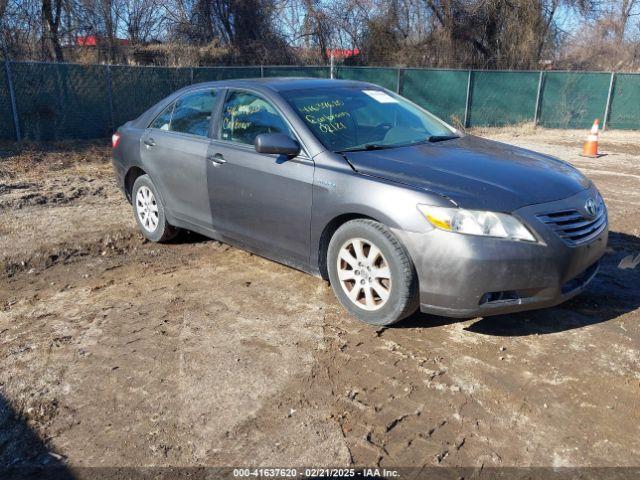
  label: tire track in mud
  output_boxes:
[1,185,108,210]
[1,229,139,278]
[305,316,487,468]
[1,241,228,465]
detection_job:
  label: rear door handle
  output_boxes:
[208,153,227,165]
[144,138,156,147]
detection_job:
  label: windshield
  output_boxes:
[281,86,457,152]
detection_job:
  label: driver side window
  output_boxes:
[220,91,292,145]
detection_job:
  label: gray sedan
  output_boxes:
[111,78,608,325]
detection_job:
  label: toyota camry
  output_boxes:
[111,78,608,325]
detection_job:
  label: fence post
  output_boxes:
[260,65,264,78]
[4,58,20,141]
[330,53,334,79]
[602,72,615,131]
[105,64,115,133]
[533,71,544,127]
[190,67,194,84]
[463,70,472,128]
[396,68,403,94]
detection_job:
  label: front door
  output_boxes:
[207,90,314,263]
[141,88,218,228]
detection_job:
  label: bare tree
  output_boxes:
[0,0,637,70]
[611,0,639,44]
[41,0,65,60]
[119,0,164,43]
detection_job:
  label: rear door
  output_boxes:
[207,89,314,263]
[141,88,218,228]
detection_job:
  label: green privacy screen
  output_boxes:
[193,66,261,82]
[111,66,191,128]
[468,71,540,127]
[11,62,111,140]
[0,65,16,140]
[1,61,639,140]
[538,72,611,129]
[264,66,329,78]
[402,69,468,126]
[335,67,398,91]
[607,74,640,130]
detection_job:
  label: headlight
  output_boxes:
[417,205,536,242]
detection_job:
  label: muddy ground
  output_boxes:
[1,128,639,472]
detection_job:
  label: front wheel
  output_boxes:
[132,174,178,243]
[327,219,419,326]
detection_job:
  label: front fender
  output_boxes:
[310,152,453,270]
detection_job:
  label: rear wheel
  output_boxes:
[132,175,178,242]
[327,219,419,326]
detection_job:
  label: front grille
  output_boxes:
[537,199,607,246]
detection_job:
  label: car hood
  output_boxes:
[343,135,591,211]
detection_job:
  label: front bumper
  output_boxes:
[394,188,608,318]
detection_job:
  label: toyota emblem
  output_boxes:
[585,198,598,218]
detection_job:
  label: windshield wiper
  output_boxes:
[427,135,460,143]
[337,135,459,153]
[337,143,396,153]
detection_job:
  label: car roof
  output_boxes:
[188,77,377,93]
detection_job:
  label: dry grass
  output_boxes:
[0,141,110,180]
[470,124,640,145]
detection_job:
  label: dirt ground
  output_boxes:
[1,128,639,472]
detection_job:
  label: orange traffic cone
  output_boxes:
[580,119,601,158]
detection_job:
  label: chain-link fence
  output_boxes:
[1,61,639,141]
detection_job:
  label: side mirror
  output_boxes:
[254,133,301,157]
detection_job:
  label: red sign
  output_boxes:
[326,48,360,58]
[76,36,130,47]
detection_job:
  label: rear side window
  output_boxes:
[171,90,217,137]
[149,89,217,137]
[220,91,292,145]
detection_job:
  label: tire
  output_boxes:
[131,174,178,243]
[327,219,419,326]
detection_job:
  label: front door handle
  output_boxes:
[208,153,227,165]
[144,138,156,147]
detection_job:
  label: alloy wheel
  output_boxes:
[136,185,159,232]
[336,237,392,311]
